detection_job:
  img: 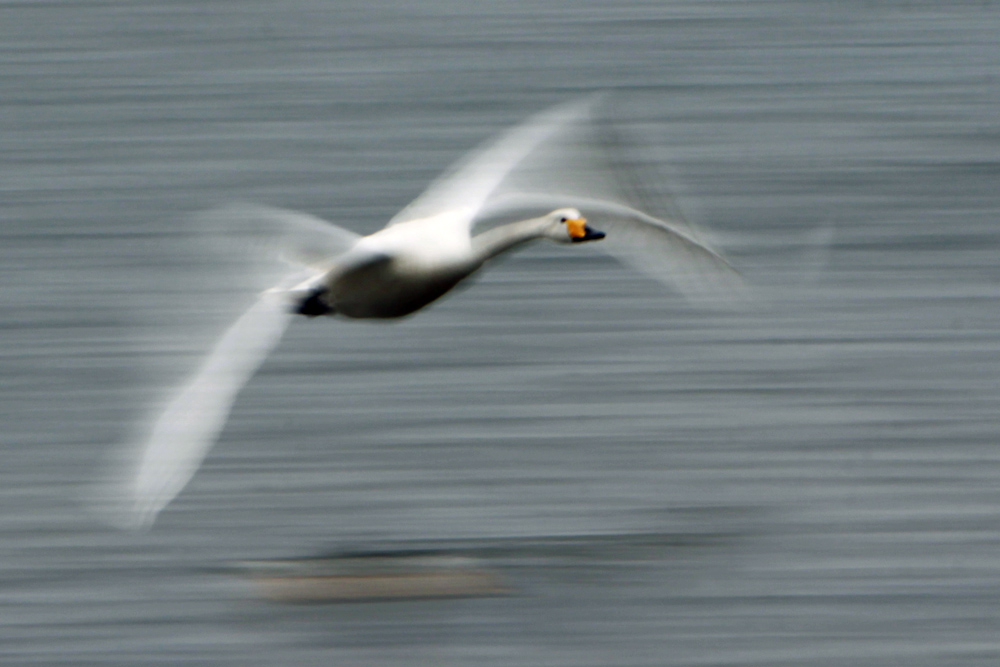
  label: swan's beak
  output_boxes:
[567,217,606,243]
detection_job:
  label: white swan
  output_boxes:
[112,99,744,527]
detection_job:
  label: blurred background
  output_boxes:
[3,0,1000,664]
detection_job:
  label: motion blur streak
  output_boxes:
[3,1,1000,665]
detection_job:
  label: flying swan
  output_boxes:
[112,98,745,527]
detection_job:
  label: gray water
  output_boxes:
[3,1,1000,664]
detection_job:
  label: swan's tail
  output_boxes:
[293,287,335,317]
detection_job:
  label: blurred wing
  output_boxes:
[104,205,359,528]
[485,193,746,307]
[125,289,295,527]
[387,97,598,230]
[196,203,361,272]
[594,203,747,307]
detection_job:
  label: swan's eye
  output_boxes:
[559,217,568,223]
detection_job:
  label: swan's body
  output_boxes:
[296,208,602,319]
[109,98,743,527]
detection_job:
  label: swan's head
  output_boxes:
[543,208,606,244]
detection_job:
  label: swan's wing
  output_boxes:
[588,202,747,307]
[196,203,361,271]
[482,193,746,307]
[100,205,360,528]
[387,97,598,231]
[123,288,295,527]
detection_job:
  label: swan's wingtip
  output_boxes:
[81,477,164,532]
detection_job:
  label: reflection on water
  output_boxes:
[3,1,1000,665]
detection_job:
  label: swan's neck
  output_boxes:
[470,217,549,263]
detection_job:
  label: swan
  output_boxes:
[110,98,744,527]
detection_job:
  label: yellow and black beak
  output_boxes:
[567,217,606,243]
